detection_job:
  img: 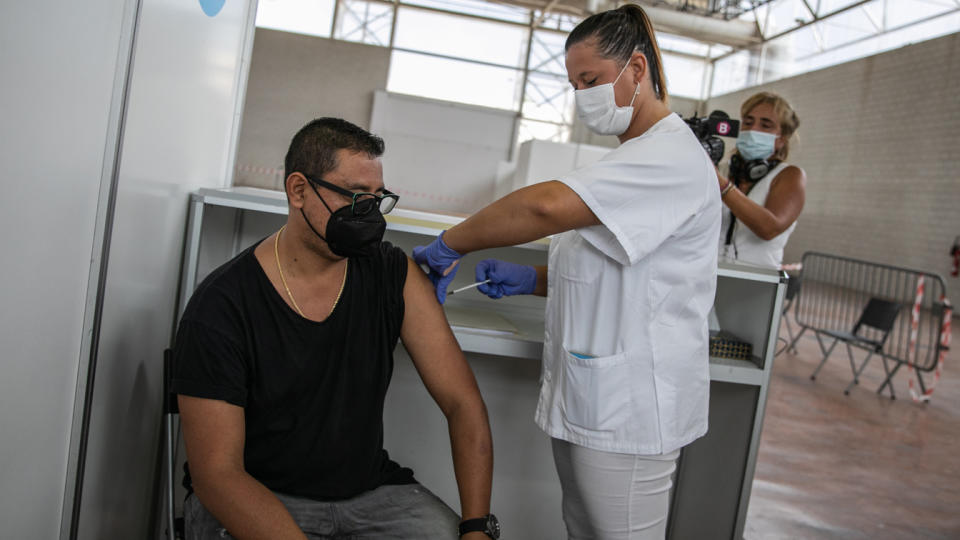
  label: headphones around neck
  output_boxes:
[729,153,780,184]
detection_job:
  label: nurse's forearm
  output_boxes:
[443,181,598,255]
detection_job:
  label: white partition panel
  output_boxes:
[70,1,257,538]
[370,90,516,214]
[0,1,132,538]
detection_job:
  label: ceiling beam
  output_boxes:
[642,4,763,48]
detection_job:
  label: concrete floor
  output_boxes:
[744,315,960,539]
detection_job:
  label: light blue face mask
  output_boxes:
[736,130,778,160]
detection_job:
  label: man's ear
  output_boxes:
[286,173,308,209]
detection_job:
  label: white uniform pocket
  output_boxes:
[560,348,631,432]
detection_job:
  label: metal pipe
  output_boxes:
[641,4,762,48]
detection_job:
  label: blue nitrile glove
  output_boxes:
[475,259,537,299]
[412,232,462,304]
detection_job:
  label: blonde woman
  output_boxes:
[717,92,806,268]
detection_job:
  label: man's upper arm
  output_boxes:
[179,395,246,481]
[174,319,249,480]
[400,256,482,416]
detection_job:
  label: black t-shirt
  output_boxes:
[172,240,415,501]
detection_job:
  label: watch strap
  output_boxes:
[459,514,498,538]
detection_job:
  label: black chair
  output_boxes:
[163,349,185,539]
[810,297,901,395]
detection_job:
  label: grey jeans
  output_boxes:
[184,483,460,539]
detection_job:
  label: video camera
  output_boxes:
[684,110,740,165]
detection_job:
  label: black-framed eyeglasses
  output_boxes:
[303,174,399,215]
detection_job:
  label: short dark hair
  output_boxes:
[284,118,385,181]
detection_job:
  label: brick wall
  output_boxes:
[706,32,960,304]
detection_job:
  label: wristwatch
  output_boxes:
[459,513,500,539]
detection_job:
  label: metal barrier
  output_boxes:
[790,252,952,400]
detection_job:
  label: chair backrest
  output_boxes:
[164,349,179,415]
[163,348,184,539]
[853,298,901,345]
[785,273,801,301]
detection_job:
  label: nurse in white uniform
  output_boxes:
[716,92,806,268]
[413,6,720,539]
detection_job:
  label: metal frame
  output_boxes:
[299,0,730,144]
[734,272,787,539]
[261,0,960,121]
[809,297,901,395]
[705,0,960,99]
[793,251,951,400]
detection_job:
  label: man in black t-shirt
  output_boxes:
[173,118,497,540]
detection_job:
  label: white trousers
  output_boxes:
[551,438,680,540]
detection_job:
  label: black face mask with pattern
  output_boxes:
[302,185,386,258]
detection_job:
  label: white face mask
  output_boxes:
[574,60,641,136]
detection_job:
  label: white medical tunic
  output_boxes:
[535,113,721,455]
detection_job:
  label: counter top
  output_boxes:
[195,187,782,385]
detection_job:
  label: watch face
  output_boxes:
[486,514,501,539]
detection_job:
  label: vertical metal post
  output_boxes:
[330,0,341,38]
[508,11,536,161]
[699,45,712,107]
[705,56,717,104]
[388,0,399,49]
[231,208,246,257]
[178,195,206,321]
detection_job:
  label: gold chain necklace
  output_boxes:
[275,225,348,320]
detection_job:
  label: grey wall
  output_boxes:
[0,1,130,537]
[706,32,960,302]
[235,29,391,190]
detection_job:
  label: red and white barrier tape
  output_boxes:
[233,165,481,209]
[237,164,284,178]
[906,276,952,402]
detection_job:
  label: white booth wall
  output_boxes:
[0,0,256,538]
[0,2,131,537]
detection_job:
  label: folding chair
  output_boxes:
[163,349,185,539]
[776,274,804,356]
[810,298,901,395]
